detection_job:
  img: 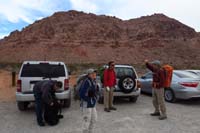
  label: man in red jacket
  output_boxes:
[103,61,117,112]
[145,60,167,120]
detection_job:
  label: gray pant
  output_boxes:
[82,107,97,133]
[152,88,167,116]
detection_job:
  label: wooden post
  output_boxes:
[12,71,16,86]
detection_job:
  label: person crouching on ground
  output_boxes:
[79,69,98,133]
[145,60,167,120]
[33,80,62,126]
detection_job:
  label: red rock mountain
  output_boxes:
[0,10,200,68]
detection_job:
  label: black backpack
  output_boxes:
[44,91,63,126]
[44,100,62,126]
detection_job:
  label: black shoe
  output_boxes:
[150,112,160,116]
[58,114,64,119]
[104,108,110,112]
[38,122,45,126]
[109,107,117,110]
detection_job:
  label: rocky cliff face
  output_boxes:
[0,10,199,68]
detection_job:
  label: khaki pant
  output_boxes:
[152,88,167,117]
[104,87,114,109]
[82,107,97,133]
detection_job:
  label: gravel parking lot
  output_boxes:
[0,94,200,133]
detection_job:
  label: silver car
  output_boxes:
[139,70,200,102]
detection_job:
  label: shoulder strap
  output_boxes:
[163,67,167,78]
[85,78,92,87]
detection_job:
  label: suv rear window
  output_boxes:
[21,63,66,77]
[115,67,136,78]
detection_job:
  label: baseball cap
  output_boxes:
[151,60,161,65]
[87,68,97,75]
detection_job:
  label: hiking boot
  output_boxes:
[159,115,167,120]
[150,112,160,116]
[38,122,45,127]
[104,108,110,112]
[109,106,117,110]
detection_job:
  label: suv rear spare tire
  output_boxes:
[118,76,136,93]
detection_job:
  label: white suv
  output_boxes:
[16,61,71,111]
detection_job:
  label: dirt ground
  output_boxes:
[1,70,200,133]
[0,70,16,101]
[1,94,200,133]
[0,70,77,102]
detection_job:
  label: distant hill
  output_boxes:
[0,10,200,68]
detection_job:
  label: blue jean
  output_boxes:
[34,92,44,124]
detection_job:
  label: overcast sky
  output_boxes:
[0,0,200,39]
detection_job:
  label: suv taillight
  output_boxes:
[136,80,141,89]
[17,80,22,92]
[64,79,69,90]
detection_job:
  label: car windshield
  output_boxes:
[174,71,199,78]
[115,67,135,78]
[21,63,66,77]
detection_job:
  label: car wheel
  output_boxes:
[129,96,138,103]
[164,88,176,103]
[63,99,71,108]
[118,76,136,93]
[17,102,29,111]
